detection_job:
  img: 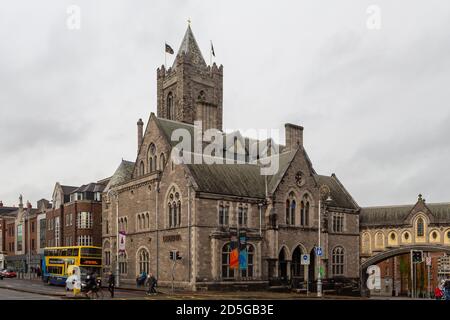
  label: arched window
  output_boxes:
[138,248,149,275]
[148,144,156,173]
[286,192,296,225]
[160,153,166,170]
[167,187,181,228]
[375,232,384,248]
[167,92,174,120]
[362,233,370,254]
[221,243,235,280]
[154,155,158,171]
[291,246,305,279]
[139,161,145,176]
[417,217,424,237]
[300,201,305,226]
[240,244,255,279]
[119,252,128,274]
[138,215,141,230]
[146,212,150,229]
[332,246,345,276]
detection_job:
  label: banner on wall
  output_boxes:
[118,231,126,253]
[239,232,247,270]
[230,235,239,269]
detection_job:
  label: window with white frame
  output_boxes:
[77,212,92,229]
[77,235,93,246]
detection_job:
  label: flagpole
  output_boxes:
[165,45,167,68]
[210,41,212,66]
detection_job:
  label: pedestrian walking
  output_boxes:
[146,273,157,295]
[108,272,115,298]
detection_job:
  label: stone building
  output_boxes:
[46,182,105,248]
[0,196,47,273]
[101,25,360,290]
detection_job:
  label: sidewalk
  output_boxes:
[0,278,365,300]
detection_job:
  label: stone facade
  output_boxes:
[101,26,361,291]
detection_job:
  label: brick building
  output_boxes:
[46,182,105,248]
[0,197,48,272]
[102,25,361,290]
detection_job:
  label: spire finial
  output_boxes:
[187,18,191,26]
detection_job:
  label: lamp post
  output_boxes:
[317,188,332,298]
[107,189,120,287]
[26,201,32,280]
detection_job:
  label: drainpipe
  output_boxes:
[258,203,263,237]
[155,181,160,279]
[187,182,192,286]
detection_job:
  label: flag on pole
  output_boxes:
[165,43,174,54]
[210,41,215,57]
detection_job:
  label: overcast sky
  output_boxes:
[1,0,450,208]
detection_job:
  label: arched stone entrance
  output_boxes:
[278,248,288,284]
[291,246,305,288]
[360,245,450,297]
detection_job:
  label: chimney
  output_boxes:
[285,123,304,150]
[137,118,144,153]
[0,201,3,207]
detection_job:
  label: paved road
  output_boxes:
[0,287,60,300]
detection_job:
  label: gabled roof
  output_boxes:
[71,182,105,194]
[105,160,135,191]
[61,185,78,195]
[173,25,206,68]
[360,199,450,227]
[313,174,359,210]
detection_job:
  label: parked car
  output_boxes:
[0,269,17,278]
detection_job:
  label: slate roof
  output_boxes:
[173,25,206,68]
[105,160,135,191]
[71,182,105,194]
[313,174,359,210]
[360,202,450,227]
[187,163,266,198]
[61,185,78,195]
[0,206,18,217]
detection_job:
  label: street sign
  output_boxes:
[426,256,432,266]
[301,254,310,265]
[315,247,323,257]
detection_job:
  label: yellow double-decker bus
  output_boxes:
[42,246,102,285]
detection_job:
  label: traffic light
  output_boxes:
[412,250,423,263]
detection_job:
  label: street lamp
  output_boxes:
[317,187,332,298]
[25,201,32,280]
[107,189,120,287]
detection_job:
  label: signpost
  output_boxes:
[301,254,310,265]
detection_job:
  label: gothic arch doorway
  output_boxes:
[308,248,316,292]
[278,248,288,284]
[291,246,305,288]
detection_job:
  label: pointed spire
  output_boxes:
[173,24,206,68]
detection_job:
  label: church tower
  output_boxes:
[156,25,223,131]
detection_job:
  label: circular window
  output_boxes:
[404,232,410,240]
[432,231,438,240]
[390,233,396,240]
